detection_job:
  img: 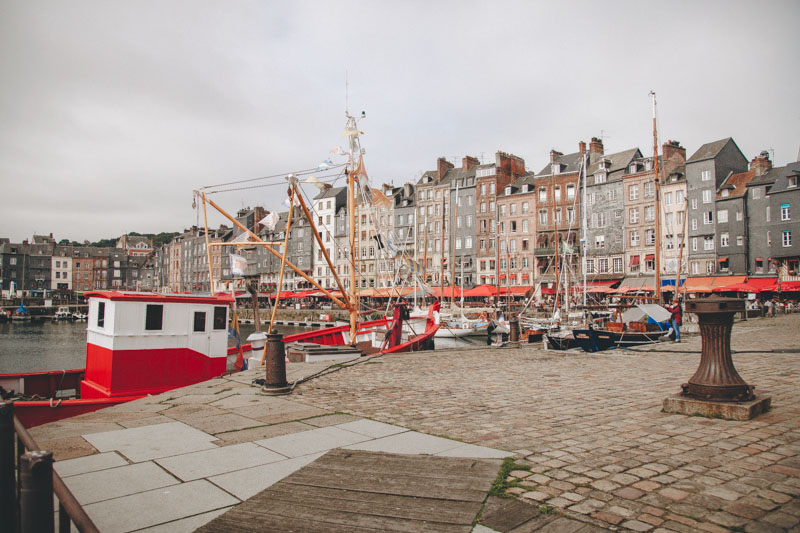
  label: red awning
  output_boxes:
[630,255,640,266]
[522,273,530,280]
[755,257,763,262]
[510,273,517,278]
[747,277,778,290]
[717,256,729,262]
[541,287,556,295]
[645,254,655,261]
[499,274,506,280]
[780,280,800,291]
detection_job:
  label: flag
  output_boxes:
[258,211,279,232]
[404,257,425,277]
[304,175,327,191]
[353,155,369,186]
[229,253,247,277]
[230,230,257,244]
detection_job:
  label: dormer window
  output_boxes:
[790,175,798,188]
[521,184,529,193]
[721,189,730,198]
[594,172,606,184]
[505,186,512,196]
[552,163,561,175]
[645,159,653,171]
[600,159,611,170]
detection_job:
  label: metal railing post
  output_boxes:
[20,450,54,533]
[0,402,17,531]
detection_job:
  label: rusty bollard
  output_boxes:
[20,450,54,533]
[0,402,16,531]
[262,332,291,395]
[681,298,754,402]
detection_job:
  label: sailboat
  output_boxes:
[571,92,671,352]
[198,111,441,356]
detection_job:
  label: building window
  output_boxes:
[766,206,771,222]
[645,206,655,221]
[752,187,761,199]
[539,187,547,202]
[538,209,548,225]
[702,190,712,203]
[645,229,655,245]
[595,235,605,249]
[193,312,206,332]
[145,304,164,331]
[644,182,654,197]
[599,258,609,273]
[691,261,699,274]
[706,261,714,274]
[566,184,575,200]
[755,258,763,273]
[721,233,729,247]
[664,192,673,205]
[703,236,714,250]
[629,208,640,224]
[613,257,623,273]
[692,238,697,251]
[701,170,711,181]
[781,203,790,221]
[630,230,640,246]
[97,302,105,328]
[691,198,698,210]
[691,218,698,230]
[718,210,728,223]
[585,259,595,274]
[737,235,744,246]
[522,202,529,214]
[629,185,639,201]
[703,211,713,224]
[783,231,792,247]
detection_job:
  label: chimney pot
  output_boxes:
[589,137,604,155]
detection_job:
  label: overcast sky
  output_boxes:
[1,0,798,243]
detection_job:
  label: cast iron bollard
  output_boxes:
[262,332,291,395]
[0,402,16,531]
[20,450,54,533]
[509,315,519,343]
[681,297,754,402]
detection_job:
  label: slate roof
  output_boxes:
[748,165,782,186]
[535,151,583,176]
[687,138,733,163]
[416,170,438,186]
[312,186,346,200]
[587,148,642,177]
[766,162,800,194]
[717,169,755,200]
[497,173,536,198]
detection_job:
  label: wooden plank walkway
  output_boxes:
[198,449,502,532]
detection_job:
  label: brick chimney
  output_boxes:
[437,157,454,181]
[496,151,526,178]
[589,137,604,155]
[549,150,564,164]
[578,141,586,157]
[749,151,773,177]
[662,140,686,163]
[462,155,480,171]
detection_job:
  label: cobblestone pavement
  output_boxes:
[293,314,800,532]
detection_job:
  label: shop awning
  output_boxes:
[613,277,655,293]
[779,280,800,291]
[630,255,640,266]
[747,277,778,290]
[755,257,763,262]
[510,273,517,278]
[541,287,556,295]
[717,256,729,263]
[499,274,506,280]
[464,284,502,297]
[522,273,530,280]
[645,254,655,261]
[682,276,715,293]
[710,276,746,288]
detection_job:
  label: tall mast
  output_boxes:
[552,171,560,310]
[346,112,359,344]
[440,190,446,301]
[413,207,418,308]
[495,198,500,310]
[676,195,688,297]
[581,151,588,312]
[650,91,662,305]
[450,181,459,308]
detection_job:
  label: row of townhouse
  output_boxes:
[0,234,150,296]
[219,137,798,294]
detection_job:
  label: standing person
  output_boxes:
[764,298,772,318]
[666,298,682,342]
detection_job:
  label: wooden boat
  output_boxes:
[544,331,579,350]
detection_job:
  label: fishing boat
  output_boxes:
[53,306,72,320]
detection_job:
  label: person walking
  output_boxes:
[666,299,682,342]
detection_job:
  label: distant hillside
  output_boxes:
[88,232,180,249]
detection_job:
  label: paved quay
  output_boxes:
[32,312,799,532]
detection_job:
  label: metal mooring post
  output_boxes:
[509,314,519,343]
[681,297,754,402]
[0,402,16,531]
[20,450,54,533]
[262,332,291,395]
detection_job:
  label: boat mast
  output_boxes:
[413,209,418,308]
[450,181,459,308]
[495,199,501,312]
[440,189,446,302]
[346,113,359,344]
[650,91,663,305]
[552,171,560,311]
[676,195,688,298]
[581,150,588,313]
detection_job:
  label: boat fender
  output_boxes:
[49,398,62,408]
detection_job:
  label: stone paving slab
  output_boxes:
[155,442,286,481]
[54,451,128,478]
[342,429,468,455]
[208,452,325,500]
[60,461,180,505]
[254,425,373,457]
[334,418,410,438]
[81,479,238,533]
[135,507,233,533]
[82,421,218,462]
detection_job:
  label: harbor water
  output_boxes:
[0,320,483,375]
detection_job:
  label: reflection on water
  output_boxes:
[1,320,485,375]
